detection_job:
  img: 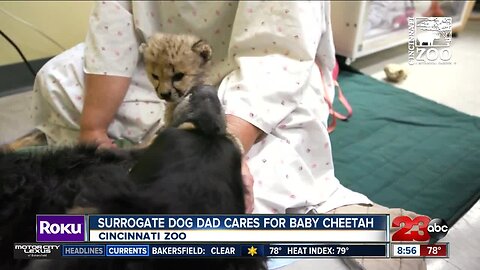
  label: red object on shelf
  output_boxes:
[423,0,445,17]
[392,6,416,29]
[420,244,448,257]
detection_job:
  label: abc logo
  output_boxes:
[427,218,449,242]
[392,216,449,242]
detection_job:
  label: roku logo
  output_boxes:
[37,215,85,242]
[39,221,82,234]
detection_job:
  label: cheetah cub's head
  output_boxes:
[140,33,212,103]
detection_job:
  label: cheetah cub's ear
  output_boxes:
[139,42,147,53]
[191,39,212,64]
[139,41,157,62]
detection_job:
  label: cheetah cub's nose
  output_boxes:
[160,92,171,100]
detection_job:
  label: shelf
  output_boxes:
[331,1,474,62]
[359,28,409,59]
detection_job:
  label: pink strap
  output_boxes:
[316,59,353,133]
[332,81,353,120]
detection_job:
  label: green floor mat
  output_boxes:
[330,71,480,225]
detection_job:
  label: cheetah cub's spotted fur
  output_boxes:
[139,33,245,154]
[140,33,213,126]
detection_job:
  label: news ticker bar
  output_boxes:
[391,243,449,258]
[14,243,388,259]
[36,214,390,243]
[15,243,449,259]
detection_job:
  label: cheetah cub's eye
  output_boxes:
[151,74,159,80]
[172,72,185,82]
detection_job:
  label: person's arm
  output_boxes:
[226,115,262,214]
[219,2,322,136]
[219,2,325,213]
[79,74,131,148]
[80,1,140,147]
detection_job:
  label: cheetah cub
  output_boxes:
[139,33,244,153]
[140,33,214,127]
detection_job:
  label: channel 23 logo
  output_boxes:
[392,216,449,242]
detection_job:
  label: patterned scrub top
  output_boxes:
[33,1,371,214]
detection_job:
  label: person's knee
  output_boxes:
[33,56,63,95]
[33,65,52,94]
[33,43,85,95]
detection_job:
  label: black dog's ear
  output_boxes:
[170,85,226,136]
[187,85,226,136]
[191,39,212,63]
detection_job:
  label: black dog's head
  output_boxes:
[126,84,244,214]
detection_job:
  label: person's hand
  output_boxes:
[79,129,116,149]
[241,158,255,213]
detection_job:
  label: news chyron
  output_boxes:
[13,214,449,259]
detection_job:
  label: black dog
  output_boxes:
[0,85,266,270]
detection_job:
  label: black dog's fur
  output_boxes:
[0,86,266,270]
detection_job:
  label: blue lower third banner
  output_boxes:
[56,244,387,258]
[87,215,389,243]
